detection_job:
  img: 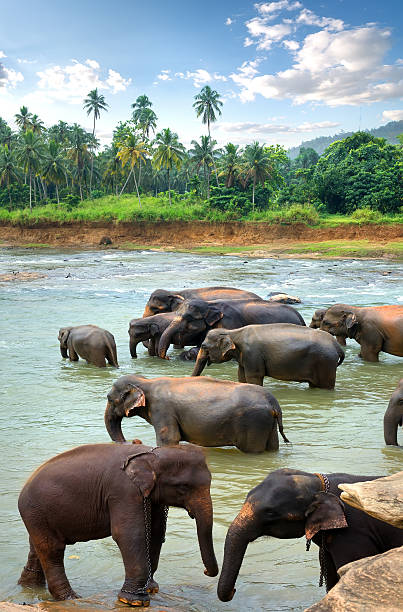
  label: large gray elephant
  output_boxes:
[192,324,345,389]
[384,379,403,446]
[58,325,118,367]
[320,304,403,361]
[105,374,289,452]
[158,298,306,359]
[128,312,205,359]
[18,443,218,606]
[217,468,403,602]
[143,286,262,317]
[310,308,346,346]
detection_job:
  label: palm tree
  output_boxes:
[42,140,67,205]
[218,143,241,188]
[30,114,45,135]
[66,124,91,200]
[242,142,271,209]
[15,106,33,132]
[193,85,223,185]
[152,128,185,205]
[132,96,157,190]
[189,135,218,198]
[131,95,152,122]
[16,130,45,209]
[0,144,21,206]
[116,133,149,205]
[83,88,109,191]
[48,121,70,145]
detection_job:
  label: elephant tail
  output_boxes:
[336,343,345,367]
[272,408,290,444]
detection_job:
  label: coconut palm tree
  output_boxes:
[15,106,33,132]
[42,140,67,205]
[83,88,109,191]
[66,124,91,200]
[30,114,45,135]
[16,130,45,209]
[132,96,157,191]
[242,142,270,209]
[189,135,218,198]
[116,133,149,205]
[0,144,21,206]
[218,143,241,188]
[152,128,185,205]
[48,121,71,145]
[131,94,152,122]
[193,85,223,185]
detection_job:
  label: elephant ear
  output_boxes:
[149,322,160,336]
[305,492,348,540]
[206,306,224,327]
[123,453,157,498]
[220,335,236,357]
[59,328,71,346]
[125,385,146,417]
[345,313,359,338]
[170,294,185,310]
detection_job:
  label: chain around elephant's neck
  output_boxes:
[306,473,331,592]
[314,472,330,493]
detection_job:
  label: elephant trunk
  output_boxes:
[191,348,209,376]
[104,401,126,443]
[190,491,218,578]
[217,512,255,602]
[158,317,182,359]
[142,305,155,317]
[384,401,401,446]
[60,345,68,358]
[129,334,140,359]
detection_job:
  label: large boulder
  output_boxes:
[268,292,301,304]
[339,471,403,529]
[305,546,403,611]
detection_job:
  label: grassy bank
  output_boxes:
[0,194,402,226]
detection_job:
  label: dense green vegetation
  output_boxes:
[0,88,402,224]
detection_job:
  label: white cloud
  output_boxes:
[179,69,227,88]
[0,51,6,59]
[245,18,293,49]
[35,59,130,103]
[283,39,299,51]
[225,17,233,25]
[157,69,172,81]
[17,58,37,64]
[0,63,24,88]
[256,1,302,16]
[217,120,339,134]
[382,109,403,121]
[231,25,403,106]
[296,8,344,32]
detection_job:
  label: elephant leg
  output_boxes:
[154,418,181,446]
[336,335,346,346]
[68,346,79,362]
[91,356,107,368]
[148,337,157,356]
[18,536,46,587]
[237,365,247,383]
[266,422,279,451]
[32,534,78,600]
[243,366,264,385]
[358,341,380,362]
[147,504,168,594]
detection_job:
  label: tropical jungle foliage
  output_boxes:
[0,88,402,221]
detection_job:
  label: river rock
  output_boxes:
[339,471,403,528]
[268,292,301,304]
[0,272,46,283]
[305,545,403,611]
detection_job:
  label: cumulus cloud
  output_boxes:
[231,25,403,106]
[296,8,344,31]
[256,1,302,16]
[17,58,37,64]
[157,69,172,81]
[283,39,299,51]
[177,69,227,88]
[217,120,339,134]
[225,17,233,25]
[36,59,130,103]
[0,51,6,59]
[245,18,293,49]
[382,109,403,121]
[0,63,24,88]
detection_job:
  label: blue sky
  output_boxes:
[1,0,402,149]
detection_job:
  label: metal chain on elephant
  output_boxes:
[143,496,153,591]
[161,504,169,543]
[306,472,331,590]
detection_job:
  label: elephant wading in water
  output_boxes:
[217,468,403,602]
[192,324,344,389]
[58,325,118,367]
[158,298,306,359]
[128,312,205,359]
[105,374,289,452]
[143,286,262,317]
[18,443,218,606]
[310,308,346,346]
[384,379,403,446]
[320,304,403,361]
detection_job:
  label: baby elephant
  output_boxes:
[310,308,346,346]
[192,323,345,389]
[105,374,289,452]
[384,379,403,445]
[58,324,118,367]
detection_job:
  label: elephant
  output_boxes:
[18,443,218,606]
[384,379,403,446]
[58,325,118,367]
[142,286,262,317]
[320,304,403,361]
[192,324,345,389]
[128,312,205,359]
[105,374,289,452]
[158,298,306,359]
[217,468,403,602]
[310,308,346,346]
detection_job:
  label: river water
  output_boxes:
[0,248,402,611]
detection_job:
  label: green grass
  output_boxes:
[270,240,403,258]
[0,194,402,226]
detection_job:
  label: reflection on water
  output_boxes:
[0,248,402,611]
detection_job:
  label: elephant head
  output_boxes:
[105,375,149,442]
[158,299,223,359]
[143,289,185,317]
[217,468,347,602]
[384,379,403,446]
[123,444,218,578]
[309,308,327,329]
[58,326,73,358]
[192,329,236,376]
[128,317,164,358]
[320,304,357,341]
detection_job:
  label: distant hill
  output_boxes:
[288,120,403,159]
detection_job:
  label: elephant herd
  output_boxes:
[18,285,403,608]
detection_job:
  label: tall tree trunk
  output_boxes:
[29,172,32,210]
[252,176,256,211]
[168,168,171,205]
[208,122,219,188]
[133,166,142,207]
[119,168,133,196]
[56,184,60,206]
[89,115,95,194]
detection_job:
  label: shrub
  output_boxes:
[350,207,383,223]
